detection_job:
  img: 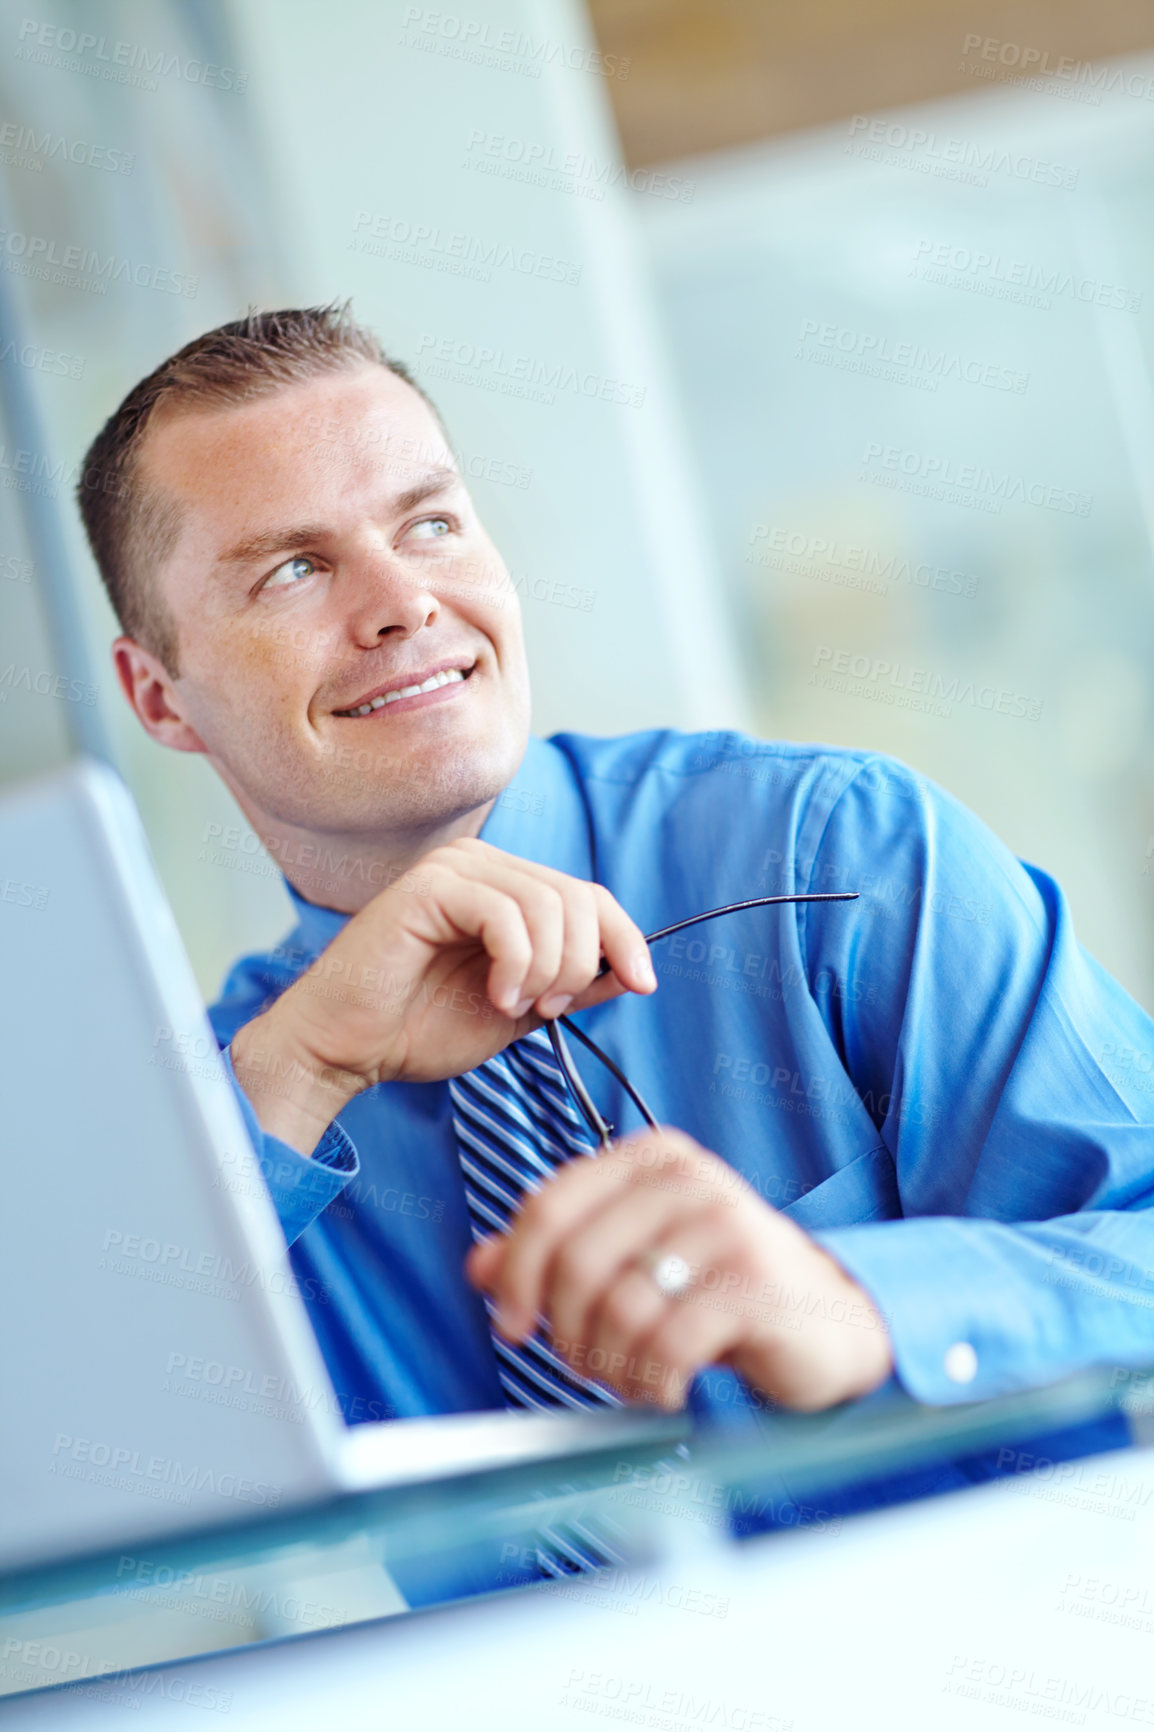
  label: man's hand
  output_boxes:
[466,1126,894,1413]
[230,838,656,1156]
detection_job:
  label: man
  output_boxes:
[80,303,1154,1586]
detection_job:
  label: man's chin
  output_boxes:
[211,700,528,841]
[312,749,514,827]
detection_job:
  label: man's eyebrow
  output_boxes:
[214,467,461,567]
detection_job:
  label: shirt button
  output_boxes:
[944,1341,978,1385]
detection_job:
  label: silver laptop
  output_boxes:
[0,757,683,1574]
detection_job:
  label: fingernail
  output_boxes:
[510,996,534,1018]
[538,992,573,1018]
[634,950,656,987]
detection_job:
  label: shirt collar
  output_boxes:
[280,733,593,948]
[476,731,593,874]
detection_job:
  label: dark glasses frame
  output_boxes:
[524,892,859,1150]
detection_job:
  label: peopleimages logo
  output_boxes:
[811,645,1044,721]
[960,33,1154,103]
[845,113,1078,189]
[0,337,85,377]
[415,332,645,408]
[0,121,133,173]
[51,1433,280,1508]
[99,1226,331,1309]
[0,663,98,703]
[15,18,247,91]
[398,7,630,81]
[463,129,694,202]
[945,1654,1154,1720]
[795,319,1028,394]
[350,210,582,287]
[0,1642,233,1712]
[911,238,1142,313]
[747,525,979,598]
[0,225,197,297]
[0,443,125,503]
[859,441,1092,516]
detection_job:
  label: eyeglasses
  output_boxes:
[525,892,859,1150]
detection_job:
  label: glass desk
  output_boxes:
[1,1365,1149,1703]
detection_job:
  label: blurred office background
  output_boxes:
[3,0,1154,1015]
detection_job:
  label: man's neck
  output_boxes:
[236,798,497,915]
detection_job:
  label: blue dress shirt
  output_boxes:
[209,729,1152,1564]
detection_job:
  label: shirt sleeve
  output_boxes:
[219,1041,359,1247]
[798,754,1154,1404]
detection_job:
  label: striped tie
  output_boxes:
[449,1025,630,1576]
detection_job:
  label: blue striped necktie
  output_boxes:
[449,1025,629,1576]
[449,1025,623,1413]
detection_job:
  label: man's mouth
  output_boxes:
[332,661,476,717]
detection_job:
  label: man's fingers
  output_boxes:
[483,1155,630,1339]
[634,1302,742,1410]
[475,848,652,988]
[432,841,651,1013]
[465,1234,504,1290]
[588,881,657,998]
[477,1128,725,1341]
[583,1208,747,1406]
[488,869,598,1016]
[257,835,657,1096]
[547,1181,698,1368]
[582,1265,669,1400]
[535,879,602,1017]
[624,1217,749,1407]
[405,861,564,1017]
[607,1125,749,1206]
[485,875,567,1013]
[563,969,631,1015]
[461,884,537,1015]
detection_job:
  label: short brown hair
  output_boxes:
[77,301,443,677]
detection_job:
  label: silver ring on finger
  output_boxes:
[642,1249,694,1299]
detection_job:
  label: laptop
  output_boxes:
[0,756,686,1574]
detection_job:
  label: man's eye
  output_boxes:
[408,515,453,541]
[263,555,317,589]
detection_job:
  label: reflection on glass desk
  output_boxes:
[1,1364,1150,1702]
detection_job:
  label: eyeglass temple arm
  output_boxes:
[550,893,861,1143]
[592,891,860,980]
[547,1015,659,1142]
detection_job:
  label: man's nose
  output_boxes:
[345,553,443,646]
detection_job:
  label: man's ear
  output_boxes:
[112,635,207,754]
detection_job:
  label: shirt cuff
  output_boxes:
[220,1042,359,1247]
[814,1218,1053,1406]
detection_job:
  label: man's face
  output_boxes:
[133,362,531,843]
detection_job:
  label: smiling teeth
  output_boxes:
[340,667,466,716]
